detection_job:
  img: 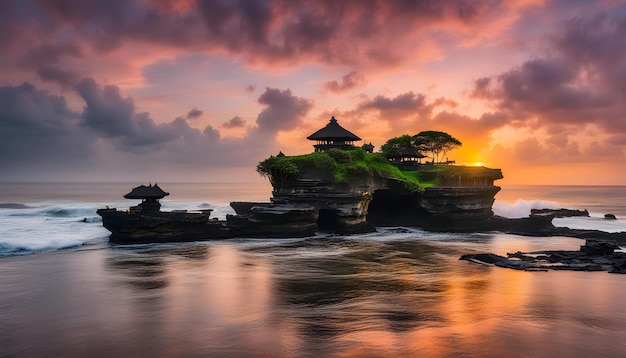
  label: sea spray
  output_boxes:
[492,199,559,218]
[493,199,626,233]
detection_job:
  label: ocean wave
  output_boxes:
[0,235,106,257]
[493,199,626,232]
[493,199,560,219]
[0,203,31,209]
[0,201,111,257]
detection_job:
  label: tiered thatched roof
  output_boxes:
[124,183,170,199]
[307,116,361,142]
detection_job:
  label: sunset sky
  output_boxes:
[2,0,626,184]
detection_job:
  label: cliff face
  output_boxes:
[271,177,383,234]
[263,164,504,233]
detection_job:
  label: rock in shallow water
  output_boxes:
[460,239,626,274]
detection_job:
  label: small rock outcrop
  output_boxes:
[530,208,589,218]
[605,213,617,220]
[226,204,319,238]
[460,239,626,274]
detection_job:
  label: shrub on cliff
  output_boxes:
[256,156,300,188]
[257,148,427,192]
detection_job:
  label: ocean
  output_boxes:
[1,183,625,356]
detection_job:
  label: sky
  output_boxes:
[2,0,626,185]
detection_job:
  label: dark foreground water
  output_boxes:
[1,184,626,356]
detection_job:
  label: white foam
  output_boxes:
[0,200,239,257]
[0,201,112,256]
[493,199,560,219]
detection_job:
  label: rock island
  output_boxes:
[98,116,623,255]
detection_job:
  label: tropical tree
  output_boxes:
[412,131,462,164]
[380,134,414,159]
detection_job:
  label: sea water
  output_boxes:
[0,182,273,257]
[1,183,625,257]
[1,183,626,356]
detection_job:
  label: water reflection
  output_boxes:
[3,234,625,356]
[99,234,626,356]
[248,237,458,341]
[106,244,210,291]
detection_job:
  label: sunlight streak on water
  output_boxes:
[2,235,625,356]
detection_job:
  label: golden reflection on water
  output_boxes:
[106,237,626,356]
[2,235,625,356]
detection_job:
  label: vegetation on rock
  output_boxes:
[256,148,434,192]
[379,134,414,159]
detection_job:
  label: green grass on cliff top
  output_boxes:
[257,148,441,192]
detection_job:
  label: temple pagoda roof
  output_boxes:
[400,147,426,158]
[124,183,170,199]
[307,116,361,141]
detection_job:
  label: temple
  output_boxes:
[307,116,361,152]
[362,142,375,153]
[124,183,169,213]
[390,147,427,167]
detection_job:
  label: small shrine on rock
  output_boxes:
[124,183,169,213]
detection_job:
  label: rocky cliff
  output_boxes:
[255,149,505,233]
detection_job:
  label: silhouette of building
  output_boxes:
[307,116,361,152]
[362,142,375,153]
[397,147,426,163]
[124,183,169,213]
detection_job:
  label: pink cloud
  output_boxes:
[222,116,246,129]
[323,71,366,94]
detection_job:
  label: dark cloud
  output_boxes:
[21,42,83,68]
[2,0,508,68]
[255,87,312,133]
[245,84,256,94]
[17,42,84,88]
[76,77,208,151]
[497,59,597,113]
[0,82,91,174]
[186,108,203,119]
[358,92,434,120]
[0,78,317,180]
[37,66,81,89]
[222,116,246,129]
[470,77,492,99]
[324,71,366,93]
[197,0,272,48]
[476,12,626,133]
